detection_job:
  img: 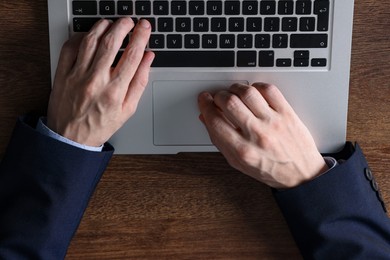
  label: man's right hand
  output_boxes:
[198,83,329,189]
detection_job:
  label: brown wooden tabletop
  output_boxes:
[0,1,389,259]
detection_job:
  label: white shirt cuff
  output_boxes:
[36,117,103,152]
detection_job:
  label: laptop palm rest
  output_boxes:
[152,80,248,146]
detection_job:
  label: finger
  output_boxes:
[252,83,294,114]
[213,90,256,134]
[56,33,85,77]
[122,51,155,116]
[91,18,135,71]
[113,19,152,84]
[74,19,113,72]
[198,92,242,149]
[229,83,272,119]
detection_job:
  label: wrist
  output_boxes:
[285,156,337,189]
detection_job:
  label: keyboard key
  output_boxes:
[171,1,187,15]
[237,34,253,48]
[259,51,274,67]
[314,0,330,15]
[153,1,169,15]
[202,34,218,48]
[272,34,288,48]
[260,1,276,15]
[294,50,310,59]
[185,34,200,48]
[278,1,294,15]
[220,34,235,48]
[317,13,329,31]
[135,1,151,15]
[255,34,271,48]
[315,0,330,31]
[276,59,292,67]
[207,1,223,15]
[225,1,240,15]
[247,18,262,32]
[152,51,235,67]
[296,1,312,15]
[300,17,315,31]
[176,18,191,32]
[282,17,297,32]
[290,34,328,48]
[242,1,258,15]
[100,1,115,15]
[73,18,100,32]
[311,58,327,67]
[167,35,182,48]
[294,58,309,67]
[193,18,209,32]
[237,51,257,67]
[118,1,133,15]
[229,18,244,32]
[264,18,280,32]
[211,18,227,32]
[158,18,173,32]
[189,1,205,15]
[149,34,165,48]
[72,1,97,15]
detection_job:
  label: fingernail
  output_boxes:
[139,19,151,29]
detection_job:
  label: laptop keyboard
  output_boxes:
[71,0,331,69]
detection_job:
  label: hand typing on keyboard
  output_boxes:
[47,18,154,147]
[198,83,328,189]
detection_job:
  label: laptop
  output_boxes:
[47,0,355,154]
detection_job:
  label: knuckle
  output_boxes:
[101,32,117,51]
[240,86,258,101]
[82,74,100,97]
[103,88,121,106]
[132,75,149,89]
[222,93,241,111]
[235,144,257,166]
[82,32,98,49]
[258,134,272,150]
[123,47,143,65]
[208,117,224,133]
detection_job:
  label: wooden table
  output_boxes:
[0,1,389,259]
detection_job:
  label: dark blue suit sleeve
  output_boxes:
[0,116,114,259]
[273,142,390,259]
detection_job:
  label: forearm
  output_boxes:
[0,116,113,259]
[273,142,390,259]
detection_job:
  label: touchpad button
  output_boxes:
[152,80,247,146]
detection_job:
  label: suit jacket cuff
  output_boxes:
[273,142,390,258]
[0,116,114,259]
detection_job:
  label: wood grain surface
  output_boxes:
[0,0,388,259]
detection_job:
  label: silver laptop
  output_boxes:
[47,0,355,154]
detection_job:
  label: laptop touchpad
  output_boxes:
[152,80,247,146]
